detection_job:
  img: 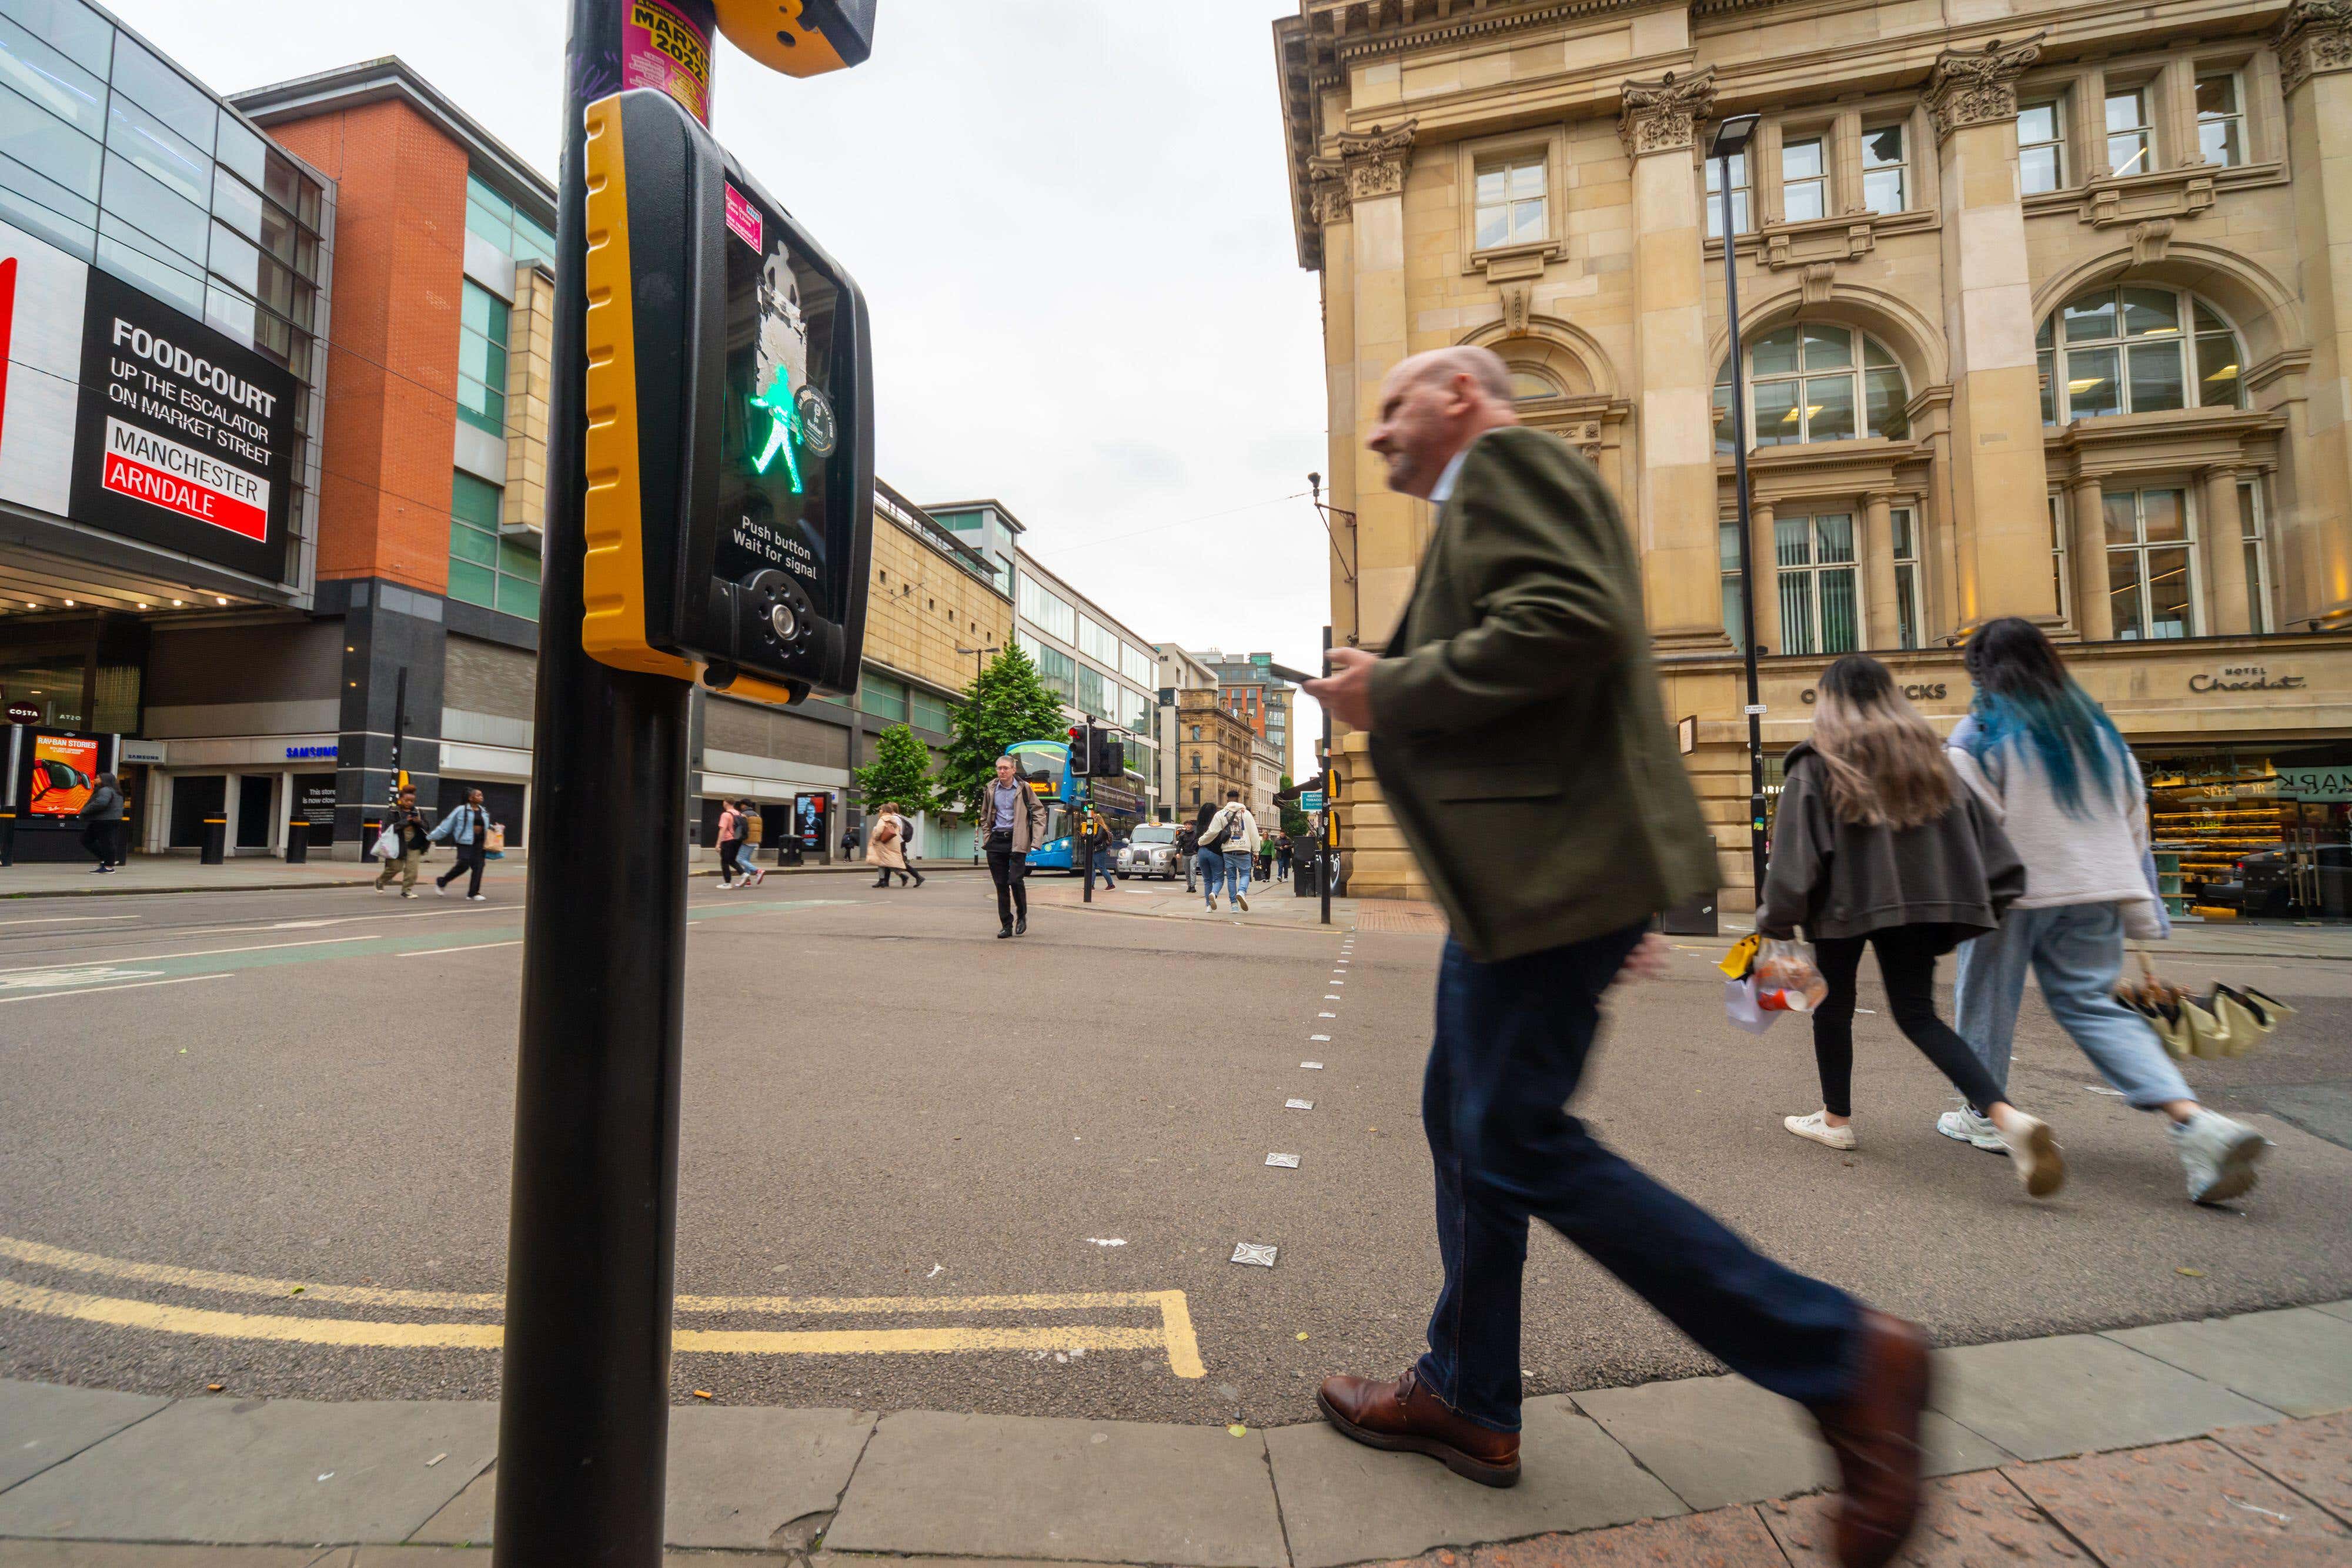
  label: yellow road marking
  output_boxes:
[0,1235,1206,1378]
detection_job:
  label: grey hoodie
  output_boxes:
[1757,741,2024,949]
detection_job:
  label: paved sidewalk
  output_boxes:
[1,1302,2344,1563]
[0,853,981,899]
[1024,871,1357,930]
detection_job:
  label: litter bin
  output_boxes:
[1292,847,1320,897]
[199,816,227,865]
[285,818,309,864]
[1660,888,1717,935]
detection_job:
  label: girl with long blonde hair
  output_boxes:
[1759,656,2064,1197]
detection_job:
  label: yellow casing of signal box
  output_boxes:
[712,0,855,77]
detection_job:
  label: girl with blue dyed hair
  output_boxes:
[1942,618,2269,1205]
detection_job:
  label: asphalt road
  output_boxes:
[1,871,2348,1429]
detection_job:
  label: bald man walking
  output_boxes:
[1305,347,1929,1568]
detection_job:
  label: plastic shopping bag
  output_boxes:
[1724,977,1781,1035]
[372,827,399,860]
[1717,932,1761,980]
[1753,938,1828,1014]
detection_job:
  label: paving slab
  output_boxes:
[0,1382,171,1495]
[354,1553,779,1566]
[823,1411,1287,1567]
[1262,1395,1683,1567]
[2104,1306,2352,1418]
[2313,1300,2352,1325]
[2217,1413,2352,1526]
[662,1406,873,1549]
[2004,1437,2352,1566]
[1929,1333,2283,1461]
[0,1547,344,1566]
[1446,1505,1788,1567]
[1762,1470,2083,1565]
[1568,1372,2010,1510]
[402,1468,492,1546]
[0,1398,496,1544]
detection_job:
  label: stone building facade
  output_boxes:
[1176,688,1258,818]
[1276,0,2352,911]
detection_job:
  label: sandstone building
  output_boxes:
[1275,0,2352,912]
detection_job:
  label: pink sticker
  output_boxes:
[726,186,761,251]
[622,0,710,125]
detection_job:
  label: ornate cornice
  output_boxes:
[1923,34,2044,142]
[2277,0,2352,95]
[1307,120,1418,225]
[1616,68,1718,158]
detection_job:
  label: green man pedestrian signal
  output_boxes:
[580,88,873,706]
[711,0,877,77]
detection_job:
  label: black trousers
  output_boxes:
[81,821,117,865]
[986,844,1027,922]
[717,839,743,881]
[436,841,487,897]
[1812,927,2007,1119]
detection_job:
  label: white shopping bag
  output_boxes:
[1724,977,1781,1035]
[372,827,399,860]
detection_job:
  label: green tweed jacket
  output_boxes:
[1364,426,1718,961]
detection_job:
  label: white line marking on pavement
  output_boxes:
[0,973,232,1007]
[398,941,523,958]
[1318,1012,1336,1018]
[0,915,139,927]
[0,935,370,975]
[1310,1034,1330,1041]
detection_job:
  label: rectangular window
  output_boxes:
[1781,136,1827,223]
[1077,664,1107,717]
[1120,642,1154,686]
[1775,513,1860,656]
[1705,149,1749,239]
[1860,123,1907,216]
[2018,99,2066,195]
[1893,508,1924,650]
[1472,151,1545,251]
[1720,519,1748,651]
[448,470,540,619]
[2103,487,2194,639]
[1017,576,1076,643]
[2105,88,2153,178]
[1036,645,1077,703]
[861,674,907,723]
[2239,479,2271,634]
[457,279,509,436]
[2047,491,2070,627]
[910,687,954,734]
[2196,73,2246,168]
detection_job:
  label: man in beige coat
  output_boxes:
[1305,347,1929,1568]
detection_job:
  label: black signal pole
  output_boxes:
[493,1,711,1561]
[1710,112,1769,899]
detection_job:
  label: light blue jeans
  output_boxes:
[1953,901,2194,1111]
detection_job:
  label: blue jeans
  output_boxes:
[1418,929,1862,1431]
[1194,848,1224,901]
[1090,848,1115,889]
[1954,902,2194,1111]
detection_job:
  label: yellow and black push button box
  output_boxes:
[580,87,873,706]
[711,0,877,78]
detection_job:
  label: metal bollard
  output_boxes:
[285,819,309,865]
[199,816,226,865]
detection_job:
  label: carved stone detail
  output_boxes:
[1500,281,1534,335]
[2130,218,2176,265]
[2277,0,2352,94]
[1306,119,1418,228]
[1616,69,1718,158]
[1923,34,2045,142]
[1801,262,1836,305]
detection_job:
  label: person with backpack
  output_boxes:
[1196,788,1258,912]
[1759,655,2063,1199]
[1177,820,1200,892]
[1081,805,1117,891]
[1944,618,2270,1205]
[428,787,495,900]
[871,802,923,888]
[716,800,747,888]
[76,771,125,873]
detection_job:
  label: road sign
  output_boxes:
[579,88,873,707]
[1300,791,1324,811]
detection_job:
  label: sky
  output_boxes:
[102,0,1334,765]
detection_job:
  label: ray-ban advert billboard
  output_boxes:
[0,222,299,583]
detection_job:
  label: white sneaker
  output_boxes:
[2169,1108,2269,1205]
[1783,1111,1857,1150]
[436,884,448,897]
[1235,892,1250,912]
[469,894,487,902]
[1997,1113,2066,1198]
[1936,1107,2007,1153]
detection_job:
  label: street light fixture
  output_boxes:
[1708,111,1770,902]
[954,643,1000,682]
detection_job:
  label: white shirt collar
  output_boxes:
[1428,445,1472,506]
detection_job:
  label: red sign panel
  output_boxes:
[98,416,268,541]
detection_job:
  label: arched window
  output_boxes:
[1714,325,1909,452]
[1508,368,1562,402]
[2037,286,2245,424]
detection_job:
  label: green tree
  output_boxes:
[1278,773,1311,838]
[854,724,941,818]
[940,644,1068,813]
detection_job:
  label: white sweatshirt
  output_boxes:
[1944,716,2164,940]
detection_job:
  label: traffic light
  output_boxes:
[579,88,873,706]
[711,0,877,77]
[1091,730,1125,779]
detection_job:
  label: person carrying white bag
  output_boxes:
[1758,655,2065,1199]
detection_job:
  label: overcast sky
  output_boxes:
[103,0,1334,764]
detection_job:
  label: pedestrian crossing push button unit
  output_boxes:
[579,86,873,707]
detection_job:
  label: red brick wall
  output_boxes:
[268,101,468,594]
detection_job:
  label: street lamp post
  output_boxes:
[1709,112,1769,901]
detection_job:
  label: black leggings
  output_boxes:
[718,839,743,881]
[1812,927,2007,1119]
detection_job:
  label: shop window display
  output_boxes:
[2142,745,2352,917]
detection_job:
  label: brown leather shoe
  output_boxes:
[1315,1368,1520,1488]
[1810,1310,1933,1568]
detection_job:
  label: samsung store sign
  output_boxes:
[0,223,299,584]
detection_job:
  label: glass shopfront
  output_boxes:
[2137,743,2352,918]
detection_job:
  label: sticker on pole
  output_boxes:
[724,185,761,251]
[623,0,712,124]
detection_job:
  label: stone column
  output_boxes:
[1315,122,1429,901]
[2069,475,2113,643]
[2277,0,2352,628]
[1864,492,1900,649]
[2201,467,2251,635]
[1748,500,1780,654]
[1619,71,1731,651]
[1926,36,2061,631]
